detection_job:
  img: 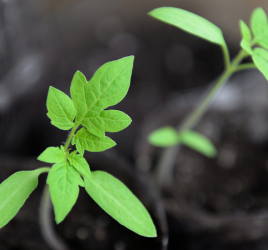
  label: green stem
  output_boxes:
[64,125,79,151]
[154,49,248,188]
[222,45,231,70]
[234,63,257,73]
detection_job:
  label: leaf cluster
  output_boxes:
[0,56,157,237]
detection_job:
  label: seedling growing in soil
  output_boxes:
[147,7,268,186]
[0,56,157,243]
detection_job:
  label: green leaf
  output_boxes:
[148,126,180,147]
[252,50,268,81]
[240,39,253,55]
[239,20,251,42]
[0,169,47,228]
[68,151,91,179]
[254,47,268,60]
[37,146,65,163]
[47,160,84,224]
[91,110,132,133]
[72,127,116,154]
[47,86,76,130]
[70,56,134,138]
[180,130,217,158]
[250,7,268,49]
[85,171,157,237]
[148,7,226,46]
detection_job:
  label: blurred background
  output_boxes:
[0,0,268,249]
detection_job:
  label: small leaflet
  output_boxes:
[37,146,65,163]
[68,151,91,179]
[72,127,116,154]
[47,160,84,224]
[239,20,251,42]
[47,87,76,130]
[252,51,268,81]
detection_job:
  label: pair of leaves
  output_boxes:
[46,56,133,153]
[148,126,217,158]
[38,148,157,237]
[148,7,227,48]
[0,168,49,228]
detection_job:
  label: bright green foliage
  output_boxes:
[70,56,134,138]
[254,47,268,60]
[148,126,180,147]
[72,127,116,154]
[47,160,84,224]
[0,169,48,228]
[47,86,76,130]
[38,146,65,163]
[97,110,132,132]
[148,7,226,47]
[240,39,253,55]
[240,20,252,42]
[250,7,268,49]
[180,130,217,158]
[253,49,268,80]
[85,171,157,237]
[68,151,91,179]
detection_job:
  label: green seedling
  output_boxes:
[0,56,157,241]
[147,7,268,186]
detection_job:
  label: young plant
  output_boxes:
[147,7,268,187]
[0,56,157,244]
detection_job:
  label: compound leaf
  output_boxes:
[72,127,116,154]
[250,7,268,49]
[68,151,91,179]
[47,86,76,130]
[180,130,217,158]
[0,169,47,228]
[38,146,65,164]
[240,39,253,55]
[148,126,180,147]
[148,7,226,47]
[70,56,134,138]
[85,171,157,237]
[239,20,251,42]
[253,50,268,81]
[47,160,84,224]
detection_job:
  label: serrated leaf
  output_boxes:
[254,47,268,60]
[148,7,226,46]
[0,169,47,228]
[148,126,180,147]
[239,20,251,42]
[68,151,91,179]
[90,110,132,133]
[252,51,268,81]
[47,160,84,224]
[180,130,217,158]
[240,39,253,55]
[72,127,116,154]
[47,86,76,130]
[250,7,268,49]
[85,171,157,237]
[70,56,134,138]
[37,146,65,163]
